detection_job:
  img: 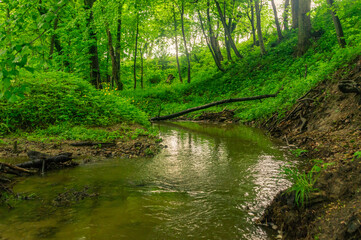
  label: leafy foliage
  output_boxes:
[0,71,149,136]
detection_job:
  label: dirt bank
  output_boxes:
[260,56,361,239]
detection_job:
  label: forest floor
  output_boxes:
[258,56,361,239]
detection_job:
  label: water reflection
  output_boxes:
[0,122,291,240]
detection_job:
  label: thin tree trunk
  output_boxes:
[207,0,223,62]
[49,17,63,60]
[283,0,290,31]
[271,0,283,42]
[223,1,233,61]
[106,27,119,91]
[173,4,183,83]
[214,0,243,59]
[181,1,191,83]
[134,15,139,90]
[255,0,266,55]
[115,1,123,90]
[297,0,312,56]
[197,9,225,72]
[84,0,101,88]
[250,0,257,45]
[291,0,299,29]
[140,43,147,89]
[326,0,346,48]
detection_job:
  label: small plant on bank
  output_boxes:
[282,160,330,207]
[353,151,361,161]
[290,148,309,157]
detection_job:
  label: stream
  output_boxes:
[0,122,291,240]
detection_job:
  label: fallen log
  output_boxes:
[16,151,73,169]
[69,142,116,147]
[150,89,282,121]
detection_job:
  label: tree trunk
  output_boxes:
[133,15,139,90]
[173,4,183,83]
[297,0,312,56]
[84,0,101,89]
[214,0,243,59]
[326,0,346,48]
[207,0,223,62]
[181,1,191,83]
[291,0,299,29]
[249,0,257,46]
[283,0,290,31]
[140,43,148,89]
[223,1,233,61]
[116,1,123,90]
[271,0,283,42]
[255,0,266,55]
[197,9,225,72]
[106,27,120,91]
[49,17,62,59]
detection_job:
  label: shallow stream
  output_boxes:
[0,122,291,239]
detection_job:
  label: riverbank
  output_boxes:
[259,56,361,239]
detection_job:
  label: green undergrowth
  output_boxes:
[0,72,150,140]
[123,1,361,122]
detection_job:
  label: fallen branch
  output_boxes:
[69,142,116,147]
[150,89,282,121]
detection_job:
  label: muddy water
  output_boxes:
[0,122,291,240]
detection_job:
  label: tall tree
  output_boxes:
[106,26,121,91]
[270,0,283,42]
[246,0,257,46]
[283,0,290,31]
[214,0,243,59]
[197,8,225,72]
[326,0,346,48]
[84,0,101,88]
[291,0,299,29]
[207,0,223,62]
[173,3,183,83]
[255,0,266,55]
[297,0,312,56]
[133,10,139,89]
[181,0,191,83]
[116,1,124,90]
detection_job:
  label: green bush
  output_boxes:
[0,71,149,135]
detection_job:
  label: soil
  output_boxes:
[259,56,361,239]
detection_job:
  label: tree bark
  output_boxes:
[247,0,257,46]
[283,0,290,31]
[291,0,299,29]
[271,0,283,42]
[223,1,233,61]
[207,0,223,62]
[84,0,101,89]
[297,0,312,56]
[326,0,346,48]
[49,17,62,59]
[173,4,183,83]
[197,9,225,72]
[214,0,243,59]
[140,42,148,89]
[133,12,139,90]
[116,1,124,90]
[181,1,191,83]
[106,27,120,91]
[150,89,282,121]
[255,0,266,55]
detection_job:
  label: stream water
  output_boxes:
[0,122,291,240]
